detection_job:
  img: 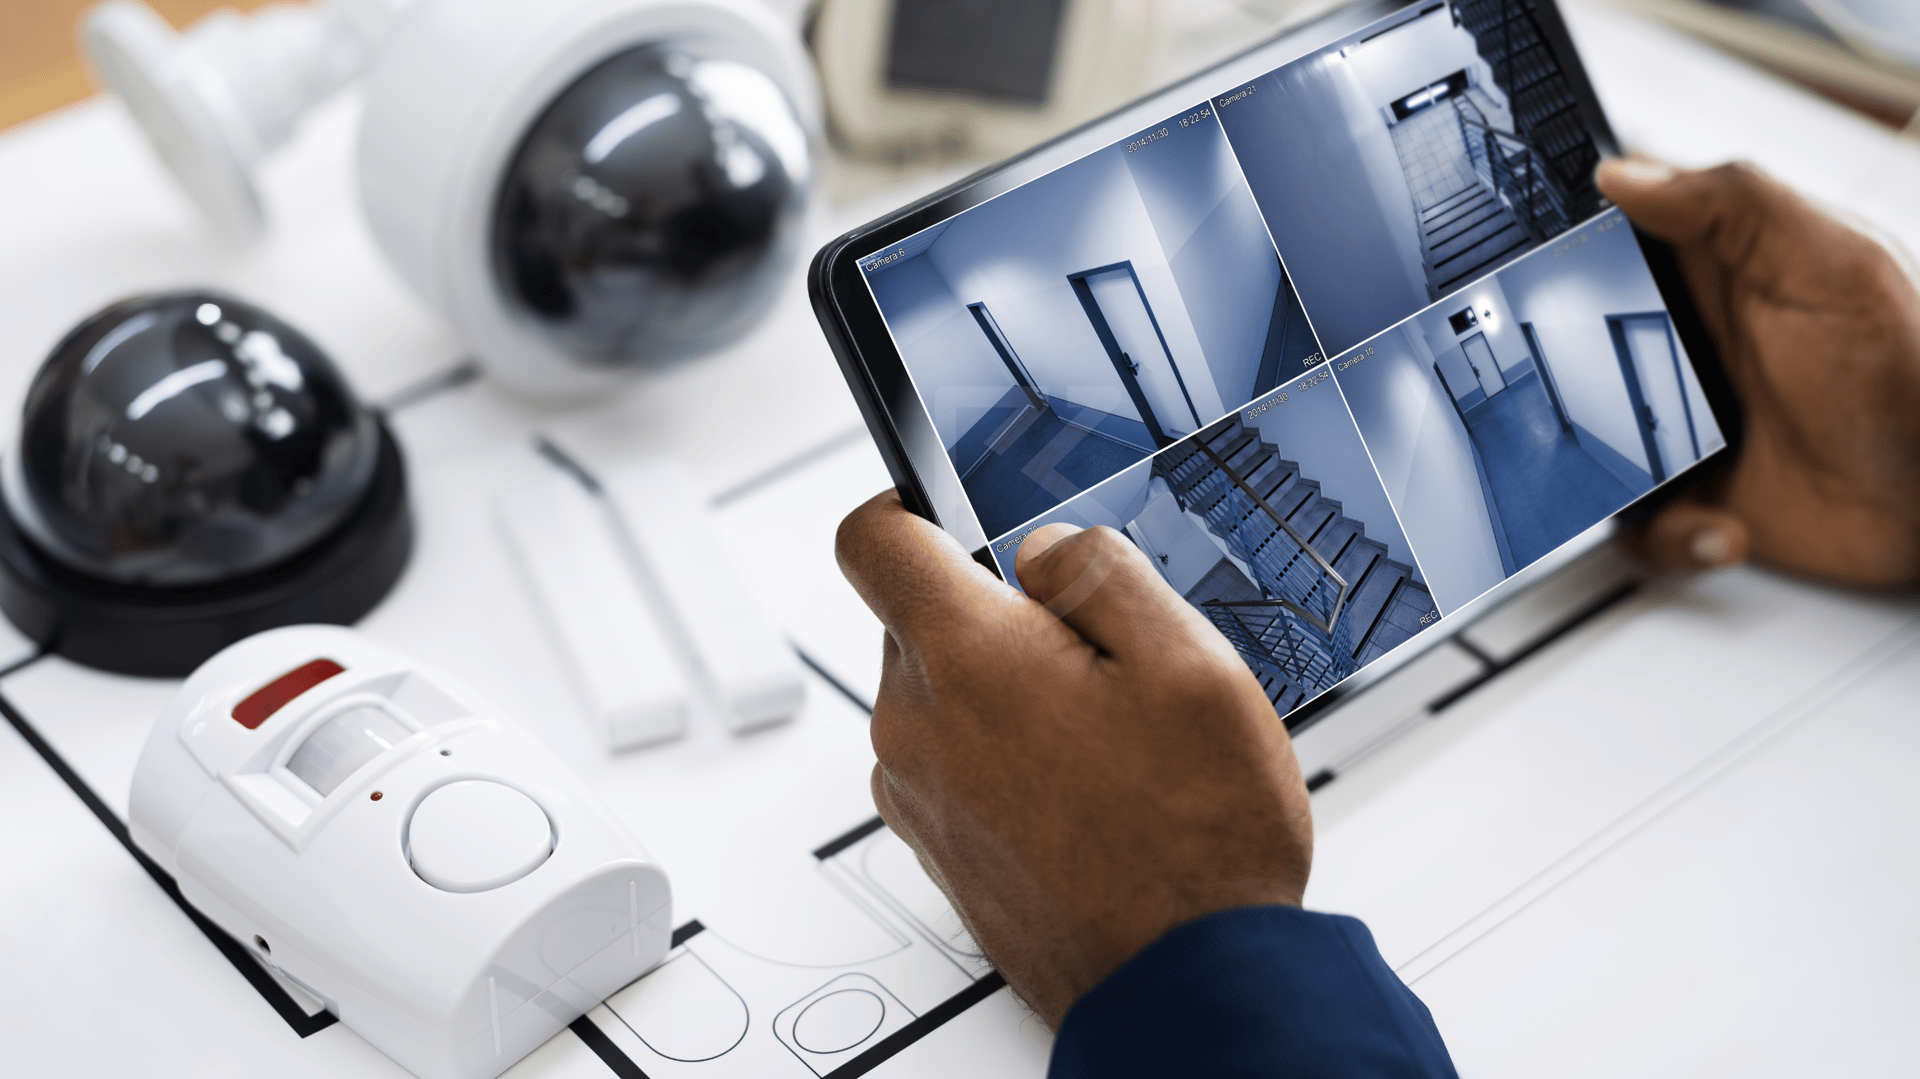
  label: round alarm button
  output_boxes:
[407,781,553,893]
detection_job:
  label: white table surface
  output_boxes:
[3,1,1918,1076]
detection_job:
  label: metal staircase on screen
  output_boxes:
[1154,417,1436,714]
[1453,92,1570,244]
[1452,0,1603,222]
[1403,89,1532,300]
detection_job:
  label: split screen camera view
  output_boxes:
[862,0,1725,722]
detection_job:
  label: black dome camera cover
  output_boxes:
[0,291,411,676]
[492,43,808,369]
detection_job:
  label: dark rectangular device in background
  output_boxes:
[885,0,1069,104]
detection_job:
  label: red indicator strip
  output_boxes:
[232,659,345,730]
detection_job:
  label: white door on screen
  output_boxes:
[1086,268,1200,439]
[1461,332,1506,398]
[1622,313,1695,477]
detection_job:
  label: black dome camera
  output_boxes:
[493,43,807,369]
[356,0,817,399]
[0,292,411,676]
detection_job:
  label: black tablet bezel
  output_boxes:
[809,0,1742,730]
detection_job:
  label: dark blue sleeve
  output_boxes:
[1049,905,1457,1078]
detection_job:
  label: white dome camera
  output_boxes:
[84,0,819,399]
[358,0,818,398]
[129,625,672,1079]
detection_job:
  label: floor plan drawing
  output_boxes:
[587,818,1001,1078]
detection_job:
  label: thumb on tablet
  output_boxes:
[1014,523,1218,664]
[1633,499,1749,571]
[835,489,1042,652]
[1596,158,1824,273]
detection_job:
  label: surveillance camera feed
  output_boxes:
[856,1,1725,726]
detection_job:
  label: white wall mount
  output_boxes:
[129,625,672,1079]
[83,0,410,241]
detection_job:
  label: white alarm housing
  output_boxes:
[129,625,671,1079]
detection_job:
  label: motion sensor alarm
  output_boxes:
[129,625,672,1079]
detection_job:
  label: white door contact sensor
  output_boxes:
[497,461,692,751]
[498,440,804,749]
[601,457,806,733]
[127,625,672,1079]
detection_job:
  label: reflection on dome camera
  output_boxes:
[6,292,377,587]
[491,43,810,369]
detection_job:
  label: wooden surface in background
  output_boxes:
[0,1,272,132]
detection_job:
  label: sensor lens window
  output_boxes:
[287,705,412,795]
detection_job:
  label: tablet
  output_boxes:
[810,0,1739,731]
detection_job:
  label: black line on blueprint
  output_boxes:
[372,357,482,415]
[795,645,875,715]
[0,689,338,1038]
[711,426,868,507]
[670,919,707,948]
[0,647,48,679]
[813,816,887,861]
[533,435,606,494]
[570,1015,654,1079]
[825,972,1009,1079]
[1405,616,1920,987]
[1427,580,1641,714]
[1450,634,1499,671]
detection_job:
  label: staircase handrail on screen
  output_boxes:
[1191,440,1351,633]
[1453,94,1570,243]
[1156,432,1356,686]
[1203,599,1349,691]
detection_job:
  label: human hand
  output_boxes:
[836,493,1313,1028]
[1597,158,1920,587]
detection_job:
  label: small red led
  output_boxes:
[232,659,345,730]
[370,791,384,802]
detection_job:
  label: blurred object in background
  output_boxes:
[1150,0,1344,92]
[1617,0,1920,127]
[1799,0,1920,69]
[806,0,1344,172]
[808,0,1156,165]
[0,0,270,131]
[81,0,411,241]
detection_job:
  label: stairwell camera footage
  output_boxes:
[856,0,1726,726]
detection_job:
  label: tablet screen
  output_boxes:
[851,2,1726,722]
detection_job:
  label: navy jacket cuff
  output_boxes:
[1049,905,1458,1078]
